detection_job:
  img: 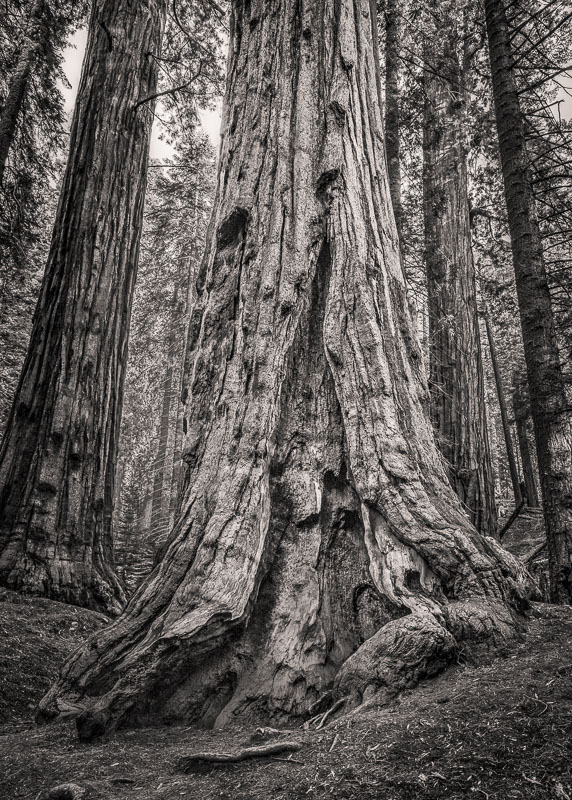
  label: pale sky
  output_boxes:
[60,29,222,159]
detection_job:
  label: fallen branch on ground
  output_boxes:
[499,499,526,540]
[176,741,302,771]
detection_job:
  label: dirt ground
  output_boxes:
[1,591,571,800]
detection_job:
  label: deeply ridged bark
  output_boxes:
[423,0,497,536]
[0,0,167,614]
[484,0,572,602]
[40,0,528,737]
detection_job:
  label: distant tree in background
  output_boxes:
[423,0,497,535]
[115,132,216,592]
[484,0,572,602]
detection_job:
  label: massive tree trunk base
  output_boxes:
[38,0,530,740]
[38,249,529,739]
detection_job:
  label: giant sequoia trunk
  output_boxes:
[484,0,572,602]
[39,0,528,737]
[423,1,497,536]
[0,0,167,614]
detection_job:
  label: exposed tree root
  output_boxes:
[35,785,93,800]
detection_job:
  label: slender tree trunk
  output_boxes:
[384,0,402,249]
[40,0,528,739]
[150,289,181,546]
[0,0,45,186]
[483,306,522,506]
[0,0,167,614]
[423,0,497,536]
[513,369,540,508]
[484,0,572,602]
[149,364,176,537]
[170,258,200,529]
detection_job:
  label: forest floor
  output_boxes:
[1,590,571,800]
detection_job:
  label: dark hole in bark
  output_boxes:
[315,169,341,203]
[37,482,57,495]
[329,100,347,126]
[404,569,422,591]
[353,584,408,642]
[216,207,249,250]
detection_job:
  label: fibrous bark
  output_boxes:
[39,0,528,736]
[484,0,572,602]
[0,0,167,613]
[423,0,497,536]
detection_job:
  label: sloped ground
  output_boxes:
[0,592,571,800]
[0,590,108,724]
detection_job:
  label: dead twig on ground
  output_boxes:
[315,698,347,729]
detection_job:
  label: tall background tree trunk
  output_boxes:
[484,306,523,507]
[0,0,45,186]
[40,0,528,739]
[513,368,540,508]
[0,0,167,614]
[484,0,572,602]
[423,0,497,536]
[384,0,403,250]
[149,288,183,547]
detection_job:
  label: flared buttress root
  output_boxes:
[332,596,525,713]
[333,612,458,707]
